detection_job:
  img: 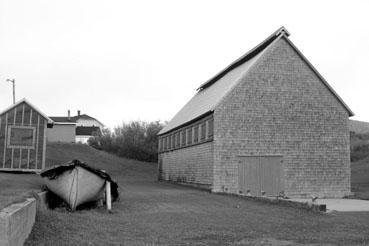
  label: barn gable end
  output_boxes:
[0,99,52,171]
[213,36,351,197]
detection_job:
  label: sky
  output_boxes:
[0,0,368,128]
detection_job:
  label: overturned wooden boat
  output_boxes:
[40,159,118,210]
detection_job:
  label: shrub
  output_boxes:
[350,132,369,162]
[88,120,165,162]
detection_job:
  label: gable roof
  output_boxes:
[74,114,105,127]
[76,126,101,136]
[49,114,104,127]
[159,26,353,135]
[50,116,77,124]
[0,98,54,124]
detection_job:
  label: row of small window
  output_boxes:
[159,118,214,152]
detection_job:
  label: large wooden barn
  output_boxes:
[0,99,53,172]
[158,27,353,198]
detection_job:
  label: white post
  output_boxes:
[106,181,112,211]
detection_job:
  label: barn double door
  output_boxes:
[238,156,284,197]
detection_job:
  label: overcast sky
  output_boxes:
[0,0,368,128]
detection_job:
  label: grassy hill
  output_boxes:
[350,120,369,164]
[350,119,369,134]
[46,142,157,182]
[0,143,156,210]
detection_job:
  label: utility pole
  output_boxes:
[6,79,15,104]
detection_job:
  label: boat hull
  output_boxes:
[43,166,106,210]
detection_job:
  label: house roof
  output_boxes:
[74,114,105,127]
[76,126,101,136]
[49,114,104,127]
[159,26,354,135]
[50,117,77,123]
[0,98,54,124]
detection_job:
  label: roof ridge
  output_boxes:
[159,27,290,135]
[211,33,285,112]
[197,26,289,91]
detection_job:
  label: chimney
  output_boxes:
[68,110,70,120]
[77,110,81,117]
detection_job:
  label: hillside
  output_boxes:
[350,119,369,134]
[46,142,157,182]
[0,143,156,210]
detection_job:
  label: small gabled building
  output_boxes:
[158,27,353,198]
[47,115,76,143]
[0,98,53,171]
[47,110,103,144]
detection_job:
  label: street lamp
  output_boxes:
[6,79,15,104]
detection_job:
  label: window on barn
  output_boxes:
[163,137,167,150]
[187,128,192,145]
[172,134,175,149]
[182,130,186,146]
[200,121,206,141]
[7,126,36,149]
[176,132,180,148]
[168,135,171,150]
[208,118,214,139]
[194,125,199,143]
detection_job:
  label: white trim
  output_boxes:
[7,126,36,150]
[53,122,77,125]
[0,167,41,172]
[35,115,40,168]
[42,119,47,169]
[3,113,8,167]
[0,98,54,124]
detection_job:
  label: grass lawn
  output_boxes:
[21,143,369,245]
[0,172,43,210]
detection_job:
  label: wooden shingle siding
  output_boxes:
[212,38,350,197]
[158,114,214,153]
[158,114,214,186]
[158,141,213,187]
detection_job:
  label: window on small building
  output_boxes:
[168,135,171,150]
[176,132,180,148]
[172,134,175,149]
[182,130,186,146]
[208,118,214,139]
[164,137,167,150]
[194,125,199,143]
[7,126,35,149]
[200,121,206,141]
[187,128,192,145]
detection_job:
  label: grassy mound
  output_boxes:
[1,142,156,210]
